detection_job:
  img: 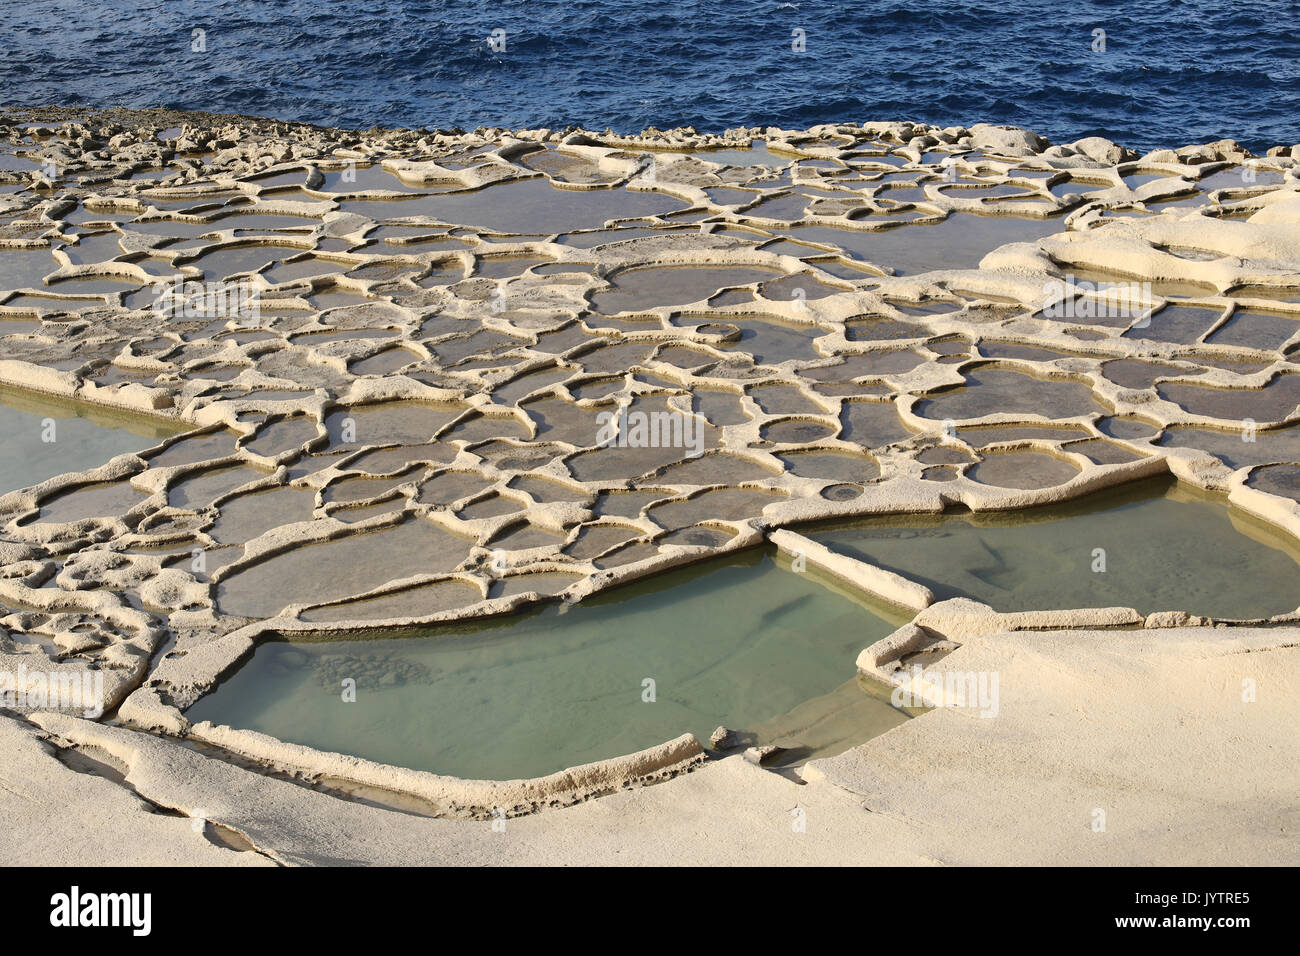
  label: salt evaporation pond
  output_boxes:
[811,478,1300,620]
[0,384,185,494]
[187,549,909,781]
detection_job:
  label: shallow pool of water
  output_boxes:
[0,384,186,494]
[810,477,1300,619]
[784,213,1066,275]
[188,549,909,780]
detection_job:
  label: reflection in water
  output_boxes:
[811,477,1300,619]
[0,384,185,495]
[189,549,909,780]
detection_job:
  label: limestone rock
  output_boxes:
[743,744,784,766]
[1070,136,1131,165]
[968,123,1047,156]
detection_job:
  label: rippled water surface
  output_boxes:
[1,1,1296,151]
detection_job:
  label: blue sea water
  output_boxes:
[1,0,1297,152]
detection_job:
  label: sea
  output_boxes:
[1,0,1297,152]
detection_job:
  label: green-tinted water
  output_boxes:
[187,549,909,780]
[0,384,185,494]
[810,477,1300,619]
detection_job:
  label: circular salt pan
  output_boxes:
[967,452,1080,490]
